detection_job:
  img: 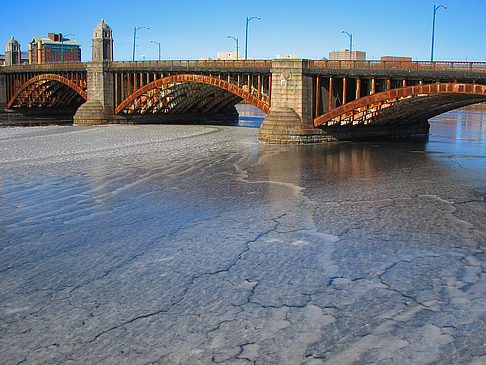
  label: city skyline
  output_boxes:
[1,0,485,62]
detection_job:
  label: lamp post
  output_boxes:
[341,31,352,60]
[132,26,149,61]
[61,33,75,62]
[150,40,161,61]
[431,4,447,62]
[227,36,239,60]
[245,16,261,60]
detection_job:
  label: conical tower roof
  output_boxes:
[7,36,19,46]
[94,19,111,32]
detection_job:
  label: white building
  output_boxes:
[329,49,366,61]
[201,52,240,60]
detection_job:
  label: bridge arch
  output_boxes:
[314,82,486,128]
[8,73,87,109]
[115,74,270,115]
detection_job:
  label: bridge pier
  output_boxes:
[73,61,121,125]
[74,20,120,125]
[259,59,331,143]
[322,121,430,140]
[122,108,239,124]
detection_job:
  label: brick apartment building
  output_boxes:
[29,33,81,64]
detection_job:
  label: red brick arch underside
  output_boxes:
[314,82,486,127]
[115,74,270,115]
[8,74,87,108]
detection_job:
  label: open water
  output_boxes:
[0,106,485,364]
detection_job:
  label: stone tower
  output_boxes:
[5,37,21,66]
[74,19,117,125]
[92,19,113,62]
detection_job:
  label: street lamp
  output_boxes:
[132,26,149,61]
[227,36,239,60]
[61,33,75,62]
[150,40,161,61]
[431,4,447,62]
[341,31,352,60]
[245,16,261,60]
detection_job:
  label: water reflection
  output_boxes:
[257,143,382,185]
[250,106,485,191]
[430,109,486,143]
[428,108,486,163]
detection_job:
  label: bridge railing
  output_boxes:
[4,60,486,73]
[309,60,486,73]
[2,62,86,71]
[109,60,272,69]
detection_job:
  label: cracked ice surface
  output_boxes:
[0,113,486,364]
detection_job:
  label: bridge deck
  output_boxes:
[309,60,486,73]
[3,59,486,73]
[3,59,486,142]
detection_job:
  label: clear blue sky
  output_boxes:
[1,0,485,62]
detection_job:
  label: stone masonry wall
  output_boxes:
[73,61,116,124]
[259,58,328,143]
[86,61,114,112]
[269,58,314,128]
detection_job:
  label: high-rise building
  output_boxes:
[29,33,81,64]
[5,36,21,66]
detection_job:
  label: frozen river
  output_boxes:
[1,108,485,364]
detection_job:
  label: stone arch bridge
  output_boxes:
[1,59,486,142]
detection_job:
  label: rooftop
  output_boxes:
[31,36,79,46]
